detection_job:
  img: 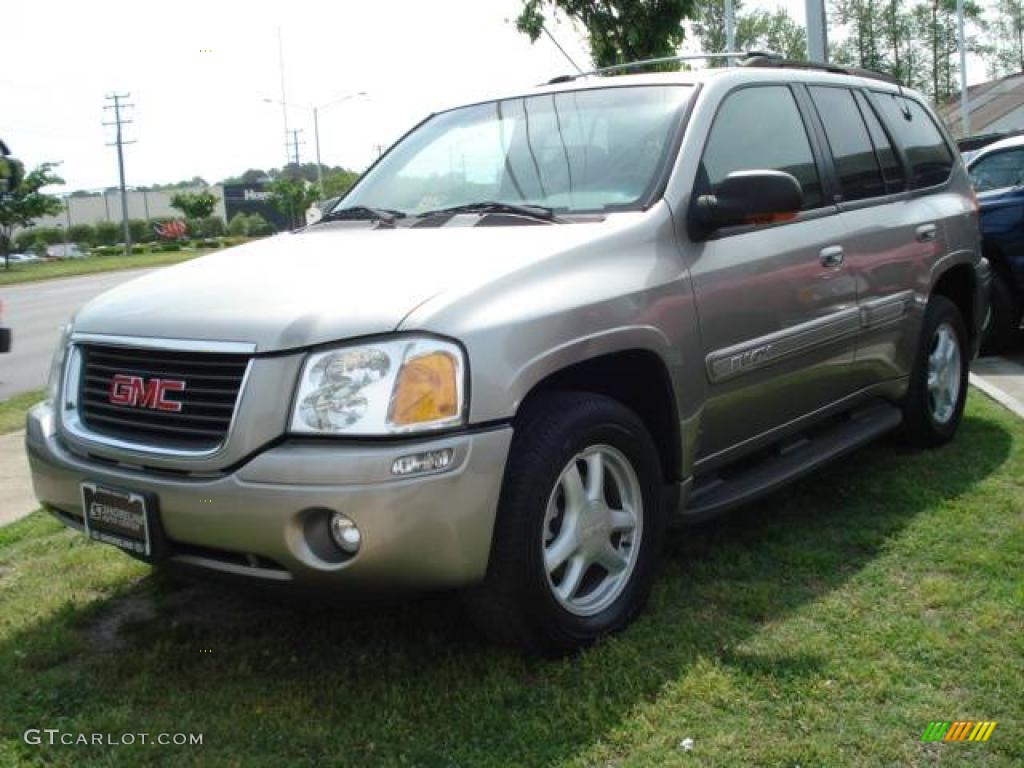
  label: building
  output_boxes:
[938,71,1024,140]
[25,181,290,235]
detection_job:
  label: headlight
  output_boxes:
[45,323,73,404]
[290,336,466,435]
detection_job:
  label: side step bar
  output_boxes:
[680,401,902,522]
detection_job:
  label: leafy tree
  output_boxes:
[693,1,806,63]
[516,0,697,68]
[987,0,1024,76]
[170,190,219,220]
[322,169,360,199]
[267,178,318,229]
[0,162,63,268]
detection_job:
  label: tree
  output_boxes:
[169,190,219,220]
[692,2,806,64]
[322,169,360,199]
[987,0,1024,77]
[0,162,63,268]
[266,178,318,229]
[516,0,697,68]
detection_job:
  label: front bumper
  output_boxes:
[26,402,512,589]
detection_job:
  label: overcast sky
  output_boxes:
[2,0,976,194]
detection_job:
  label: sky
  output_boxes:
[1,0,978,194]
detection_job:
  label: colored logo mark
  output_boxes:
[921,721,997,742]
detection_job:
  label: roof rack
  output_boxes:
[546,51,777,84]
[546,51,900,87]
[737,54,900,85]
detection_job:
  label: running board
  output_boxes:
[680,401,902,522]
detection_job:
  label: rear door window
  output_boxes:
[873,93,954,189]
[699,85,824,210]
[809,86,885,202]
[854,91,905,193]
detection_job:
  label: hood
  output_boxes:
[72,219,630,352]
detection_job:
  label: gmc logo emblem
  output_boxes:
[108,374,186,412]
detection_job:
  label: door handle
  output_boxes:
[819,245,845,268]
[915,223,937,243]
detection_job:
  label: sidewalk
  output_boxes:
[970,352,1024,418]
[0,430,36,526]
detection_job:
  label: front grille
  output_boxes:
[77,344,250,451]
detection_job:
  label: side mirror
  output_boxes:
[693,170,803,232]
[0,140,24,195]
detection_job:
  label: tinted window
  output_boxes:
[854,91,905,192]
[969,148,1024,192]
[699,85,823,209]
[873,93,954,188]
[809,86,885,201]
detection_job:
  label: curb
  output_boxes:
[969,373,1024,420]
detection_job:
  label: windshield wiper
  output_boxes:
[414,201,562,222]
[316,206,407,225]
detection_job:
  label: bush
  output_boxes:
[13,231,38,252]
[196,216,225,238]
[157,242,181,252]
[32,227,65,245]
[128,219,156,244]
[246,213,274,237]
[91,245,121,257]
[130,244,146,254]
[199,239,221,249]
[68,224,96,246]
[94,221,120,246]
[227,213,249,237]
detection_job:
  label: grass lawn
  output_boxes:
[0,393,1020,767]
[0,250,206,287]
[0,389,44,435]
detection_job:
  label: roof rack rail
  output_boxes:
[738,54,900,85]
[546,51,779,84]
[546,51,901,87]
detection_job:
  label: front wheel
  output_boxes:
[899,295,969,448]
[463,392,666,655]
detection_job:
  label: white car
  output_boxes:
[7,252,40,264]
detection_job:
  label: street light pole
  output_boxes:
[262,91,366,202]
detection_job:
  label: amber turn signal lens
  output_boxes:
[388,352,459,426]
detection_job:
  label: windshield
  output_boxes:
[337,85,693,216]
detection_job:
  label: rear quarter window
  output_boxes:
[873,93,954,189]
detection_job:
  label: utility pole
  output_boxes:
[277,27,290,167]
[956,0,970,138]
[103,92,135,256]
[805,0,828,63]
[725,0,735,66]
[287,129,305,166]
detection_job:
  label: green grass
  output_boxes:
[0,393,1020,767]
[0,250,206,286]
[0,389,44,435]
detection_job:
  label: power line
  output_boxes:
[103,92,135,255]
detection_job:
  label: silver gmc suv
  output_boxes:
[27,56,988,654]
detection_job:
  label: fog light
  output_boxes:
[391,447,455,476]
[329,512,361,554]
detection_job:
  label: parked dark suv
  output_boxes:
[967,134,1024,351]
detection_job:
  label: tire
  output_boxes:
[980,272,1022,356]
[899,295,969,448]
[463,391,666,655]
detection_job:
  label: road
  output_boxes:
[0,269,156,399]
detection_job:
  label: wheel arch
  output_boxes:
[514,346,683,484]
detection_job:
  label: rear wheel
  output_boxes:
[463,392,666,655]
[899,295,969,447]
